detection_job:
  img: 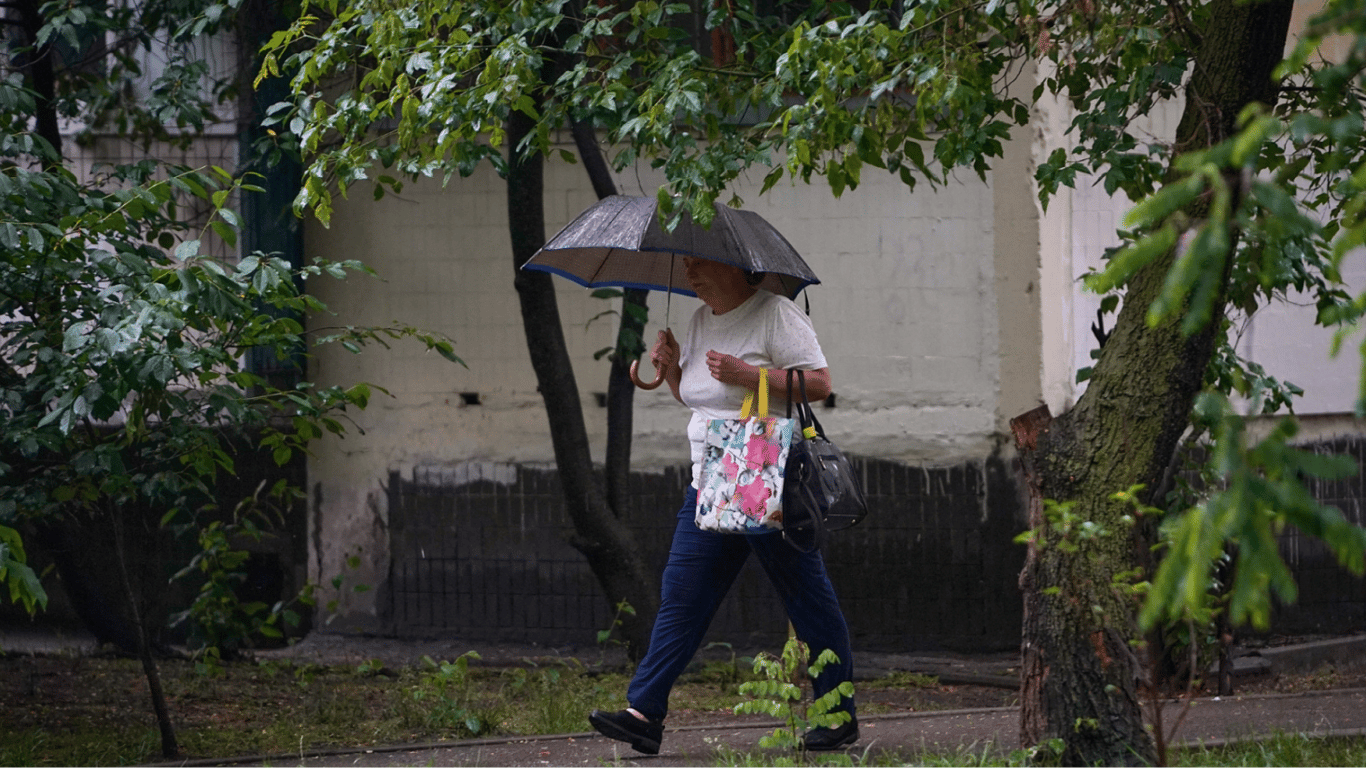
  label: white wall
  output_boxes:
[303,135,1012,621]
[1048,93,1366,421]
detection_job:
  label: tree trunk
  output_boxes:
[506,109,658,660]
[111,509,180,759]
[568,120,652,518]
[1015,2,1293,764]
[14,0,62,166]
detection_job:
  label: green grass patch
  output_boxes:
[1,650,759,766]
[861,670,939,690]
[704,734,1366,767]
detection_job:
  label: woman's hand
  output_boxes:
[643,329,685,402]
[705,350,756,387]
[706,353,832,403]
[651,329,680,374]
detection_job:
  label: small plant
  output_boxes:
[696,641,756,692]
[596,599,636,648]
[1008,737,1066,767]
[405,652,496,737]
[354,658,386,677]
[733,633,855,750]
[325,547,373,623]
[169,482,314,676]
[864,670,939,690]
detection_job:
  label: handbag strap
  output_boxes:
[785,369,824,440]
[740,367,769,419]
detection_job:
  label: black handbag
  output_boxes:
[781,369,869,552]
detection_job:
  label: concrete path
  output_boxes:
[176,687,1366,767]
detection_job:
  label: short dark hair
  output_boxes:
[743,269,765,287]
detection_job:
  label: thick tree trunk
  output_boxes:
[1015,2,1293,764]
[506,109,658,660]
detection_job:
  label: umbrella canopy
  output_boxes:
[522,195,820,300]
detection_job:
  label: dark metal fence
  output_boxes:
[384,455,1027,653]
[383,436,1366,652]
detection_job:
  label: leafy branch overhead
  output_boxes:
[259,0,1043,226]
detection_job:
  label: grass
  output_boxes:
[0,650,756,766]
[4,650,1366,767]
[1174,732,1366,766]
[703,734,1366,767]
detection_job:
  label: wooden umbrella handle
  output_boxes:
[629,358,666,390]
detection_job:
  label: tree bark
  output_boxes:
[111,508,179,759]
[14,0,61,166]
[1015,2,1294,764]
[568,120,652,518]
[506,109,658,660]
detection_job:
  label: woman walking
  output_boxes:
[588,256,857,755]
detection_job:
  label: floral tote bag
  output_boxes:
[695,369,795,533]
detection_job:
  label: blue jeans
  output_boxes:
[627,486,856,722]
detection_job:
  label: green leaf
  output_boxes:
[1086,224,1178,294]
[174,239,201,260]
[1122,174,1203,231]
[346,383,371,408]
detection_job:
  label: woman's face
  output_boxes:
[683,257,745,298]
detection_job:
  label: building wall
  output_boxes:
[302,136,1017,629]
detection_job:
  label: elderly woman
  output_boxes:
[589,256,857,754]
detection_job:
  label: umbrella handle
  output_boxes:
[629,357,666,390]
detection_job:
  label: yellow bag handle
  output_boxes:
[739,367,769,419]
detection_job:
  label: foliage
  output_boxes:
[734,633,854,750]
[21,0,249,146]
[596,598,637,646]
[404,653,500,736]
[169,486,315,674]
[0,6,461,621]
[1088,0,1366,632]
[1143,395,1366,631]
[258,0,1027,226]
[0,523,45,613]
[0,111,453,608]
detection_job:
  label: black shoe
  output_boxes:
[589,709,664,755]
[802,719,859,751]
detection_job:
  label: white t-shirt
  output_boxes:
[680,290,827,487]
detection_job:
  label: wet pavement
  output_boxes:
[175,686,1366,766]
[187,632,1366,766]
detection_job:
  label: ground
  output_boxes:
[2,632,1364,765]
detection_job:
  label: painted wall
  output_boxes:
[1048,109,1366,421]
[303,134,1020,626]
[1041,1,1366,421]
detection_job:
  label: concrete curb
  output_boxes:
[1243,635,1366,676]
